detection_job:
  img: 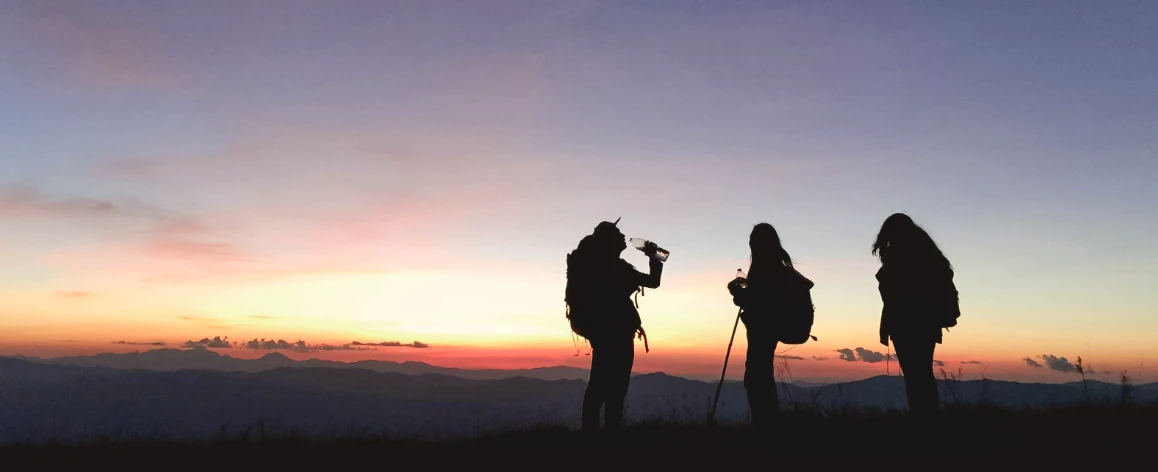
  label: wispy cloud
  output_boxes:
[26,122,545,287]
[113,340,166,346]
[6,185,262,283]
[144,239,247,263]
[53,290,94,299]
[933,360,946,367]
[1023,357,1044,368]
[961,360,983,365]
[137,216,251,265]
[0,184,166,220]
[351,341,430,349]
[2,1,179,90]
[176,337,434,352]
[176,316,230,330]
[242,338,372,352]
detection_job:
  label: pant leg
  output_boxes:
[602,333,636,430]
[743,327,779,425]
[893,338,939,416]
[582,336,610,432]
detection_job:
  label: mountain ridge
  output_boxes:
[2,356,1155,445]
[7,348,593,381]
[11,348,1151,389]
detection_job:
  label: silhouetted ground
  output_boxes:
[2,403,1152,466]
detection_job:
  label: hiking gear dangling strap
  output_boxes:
[568,304,580,356]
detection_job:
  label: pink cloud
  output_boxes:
[0,184,166,220]
[22,115,549,285]
[176,316,230,330]
[144,239,247,263]
[52,290,94,299]
[142,217,249,264]
[91,157,171,179]
[87,123,544,267]
[3,1,178,90]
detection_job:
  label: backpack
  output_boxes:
[564,250,593,340]
[776,281,817,345]
[564,244,649,349]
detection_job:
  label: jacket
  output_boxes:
[876,258,958,346]
[730,263,814,331]
[568,250,663,339]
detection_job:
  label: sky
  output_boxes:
[1,0,1156,383]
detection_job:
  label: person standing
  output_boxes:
[872,213,960,418]
[727,223,813,427]
[565,219,664,434]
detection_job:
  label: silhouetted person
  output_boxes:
[728,223,813,427]
[872,213,960,418]
[565,219,663,434]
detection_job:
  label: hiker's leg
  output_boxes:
[743,328,777,425]
[894,338,921,413]
[603,333,635,430]
[894,338,938,416]
[583,335,609,432]
[922,342,941,414]
[768,339,779,414]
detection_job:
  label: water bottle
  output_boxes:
[629,238,669,262]
[734,268,747,288]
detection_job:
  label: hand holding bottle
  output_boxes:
[728,268,747,294]
[629,238,669,262]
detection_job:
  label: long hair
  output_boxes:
[872,213,949,267]
[749,223,793,276]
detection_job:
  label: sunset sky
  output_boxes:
[1,1,1156,383]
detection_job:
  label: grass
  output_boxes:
[3,359,1151,466]
[3,401,1154,466]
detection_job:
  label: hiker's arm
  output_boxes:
[878,280,894,316]
[644,256,663,288]
[728,281,749,307]
[877,280,891,346]
[631,257,663,289]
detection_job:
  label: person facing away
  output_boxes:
[727,223,813,427]
[872,213,960,418]
[567,220,663,434]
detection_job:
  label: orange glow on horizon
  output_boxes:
[1,336,1143,385]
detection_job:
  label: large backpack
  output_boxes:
[565,235,610,341]
[564,244,647,345]
[564,250,593,339]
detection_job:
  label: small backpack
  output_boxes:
[777,280,818,345]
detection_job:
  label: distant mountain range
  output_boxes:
[5,348,834,386]
[2,350,1155,445]
[8,348,594,381]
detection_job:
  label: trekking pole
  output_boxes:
[708,307,742,424]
